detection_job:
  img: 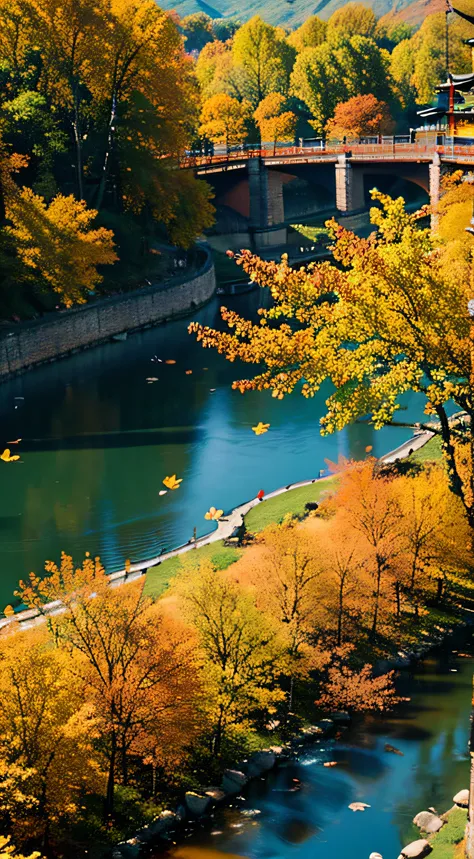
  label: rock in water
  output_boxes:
[453,789,469,808]
[413,811,444,833]
[397,839,432,859]
[369,853,383,859]
[348,802,371,812]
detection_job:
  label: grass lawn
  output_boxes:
[143,540,243,600]
[429,807,467,859]
[410,435,443,464]
[244,476,338,533]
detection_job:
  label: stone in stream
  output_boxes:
[397,839,432,859]
[348,802,371,811]
[453,789,469,808]
[413,811,445,833]
[369,853,383,859]
[185,792,212,816]
[245,750,276,778]
[221,769,248,794]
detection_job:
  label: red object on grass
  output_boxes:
[257,489,265,500]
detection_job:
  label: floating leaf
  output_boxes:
[185,370,192,375]
[158,490,168,496]
[252,422,270,435]
[163,475,182,490]
[165,359,176,365]
[7,439,21,444]
[1,449,20,462]
[204,506,223,521]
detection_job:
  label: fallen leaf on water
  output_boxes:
[1,449,20,462]
[146,377,159,382]
[165,359,176,365]
[7,439,21,444]
[163,475,182,490]
[204,506,224,521]
[210,388,216,392]
[185,370,192,375]
[159,490,168,496]
[323,762,338,767]
[348,803,370,812]
[252,422,270,436]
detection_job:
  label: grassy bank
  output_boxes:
[143,540,242,599]
[244,476,338,532]
[429,807,467,859]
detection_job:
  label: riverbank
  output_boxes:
[114,630,474,859]
[0,246,216,380]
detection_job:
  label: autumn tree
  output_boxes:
[389,39,416,109]
[181,12,214,53]
[17,552,198,820]
[232,16,296,106]
[287,16,327,52]
[5,190,117,306]
[319,517,365,646]
[0,836,41,859]
[326,94,394,139]
[254,93,296,151]
[199,93,251,148]
[189,192,474,533]
[290,44,346,136]
[316,663,401,713]
[326,3,377,43]
[177,562,287,755]
[0,627,102,847]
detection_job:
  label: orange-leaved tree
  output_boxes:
[316,663,401,713]
[254,93,296,153]
[17,552,198,821]
[326,94,394,139]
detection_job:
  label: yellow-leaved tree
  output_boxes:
[189,192,474,534]
[199,93,251,148]
[5,190,117,305]
[254,93,297,153]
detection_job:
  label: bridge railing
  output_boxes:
[180,141,474,168]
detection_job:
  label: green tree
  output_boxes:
[390,38,416,109]
[181,12,214,53]
[232,16,295,106]
[290,43,345,135]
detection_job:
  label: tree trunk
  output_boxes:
[395,580,401,619]
[337,581,344,646]
[104,730,117,821]
[96,93,117,211]
[437,576,444,601]
[369,562,382,641]
[72,88,84,201]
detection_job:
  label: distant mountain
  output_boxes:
[161,0,432,29]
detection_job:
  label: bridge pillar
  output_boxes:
[248,158,286,249]
[335,154,365,214]
[429,152,441,229]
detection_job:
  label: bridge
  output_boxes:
[183,142,474,250]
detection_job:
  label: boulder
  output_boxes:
[205,787,226,803]
[453,789,469,808]
[369,854,383,859]
[185,792,212,816]
[222,769,248,794]
[397,839,432,859]
[146,810,179,837]
[413,811,445,834]
[246,750,276,778]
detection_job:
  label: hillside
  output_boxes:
[162,0,415,28]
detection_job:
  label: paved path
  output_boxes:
[0,425,435,630]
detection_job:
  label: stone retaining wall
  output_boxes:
[0,247,216,379]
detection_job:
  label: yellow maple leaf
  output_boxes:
[163,475,182,490]
[204,506,224,521]
[252,422,270,436]
[0,449,20,462]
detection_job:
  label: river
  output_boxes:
[0,288,426,607]
[157,645,473,859]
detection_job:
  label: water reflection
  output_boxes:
[0,290,429,602]
[157,652,472,859]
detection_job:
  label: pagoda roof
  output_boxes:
[436,72,474,92]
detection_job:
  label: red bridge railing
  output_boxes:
[180,141,474,169]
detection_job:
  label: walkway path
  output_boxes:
[0,425,434,631]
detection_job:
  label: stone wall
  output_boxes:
[0,248,216,379]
